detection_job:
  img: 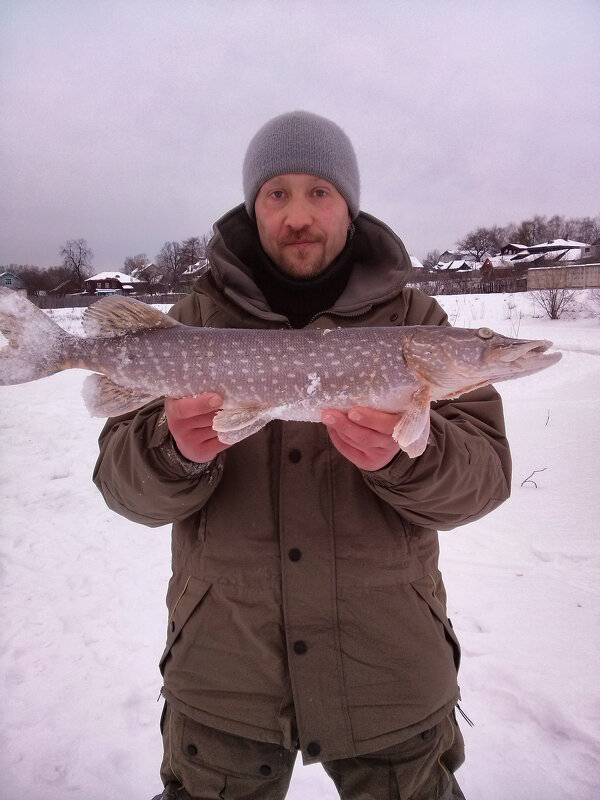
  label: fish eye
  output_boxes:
[477,327,494,340]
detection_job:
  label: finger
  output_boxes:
[347,407,400,436]
[195,437,230,462]
[327,427,370,464]
[173,411,219,432]
[327,427,398,472]
[322,409,395,450]
[165,393,222,420]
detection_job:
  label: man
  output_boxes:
[93,111,511,799]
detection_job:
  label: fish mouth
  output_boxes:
[496,339,562,375]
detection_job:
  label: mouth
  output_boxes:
[498,339,562,373]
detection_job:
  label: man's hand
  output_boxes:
[322,407,402,471]
[164,393,231,464]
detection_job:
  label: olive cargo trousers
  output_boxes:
[155,704,466,800]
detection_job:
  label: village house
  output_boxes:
[507,239,592,264]
[130,263,169,294]
[177,259,209,292]
[84,272,140,295]
[1,271,27,294]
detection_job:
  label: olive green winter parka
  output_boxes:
[93,205,511,765]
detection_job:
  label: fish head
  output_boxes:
[403,326,562,398]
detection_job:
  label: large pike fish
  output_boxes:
[0,288,561,457]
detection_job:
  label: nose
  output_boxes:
[284,196,313,230]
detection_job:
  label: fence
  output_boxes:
[409,275,527,296]
[527,264,600,290]
[30,293,188,309]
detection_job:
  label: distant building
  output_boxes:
[85,272,140,295]
[130,263,168,294]
[178,259,210,291]
[434,259,475,274]
[500,243,528,256]
[507,239,592,264]
[0,271,27,294]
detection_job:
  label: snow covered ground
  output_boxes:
[1,291,599,799]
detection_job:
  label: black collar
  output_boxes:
[251,235,355,328]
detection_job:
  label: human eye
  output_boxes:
[270,189,285,200]
[313,188,328,198]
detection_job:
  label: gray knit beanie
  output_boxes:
[243,110,360,219]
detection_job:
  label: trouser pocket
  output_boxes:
[160,703,297,800]
[389,713,465,800]
[322,713,465,800]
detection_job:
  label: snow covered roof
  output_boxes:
[501,243,528,252]
[528,239,589,251]
[182,259,209,277]
[410,256,424,270]
[435,259,476,272]
[86,272,140,283]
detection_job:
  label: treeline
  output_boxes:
[5,214,599,293]
[2,233,212,295]
[1,264,74,295]
[423,213,600,268]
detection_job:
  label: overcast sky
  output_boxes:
[1,0,598,269]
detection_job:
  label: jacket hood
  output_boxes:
[196,204,413,322]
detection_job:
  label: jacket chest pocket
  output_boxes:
[159,576,212,675]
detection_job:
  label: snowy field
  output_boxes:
[1,291,599,799]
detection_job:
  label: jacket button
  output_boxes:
[187,743,198,756]
[421,727,436,742]
[390,312,399,322]
[307,741,321,757]
[288,548,302,562]
[293,640,308,654]
[259,764,272,776]
[170,621,175,632]
[288,449,302,463]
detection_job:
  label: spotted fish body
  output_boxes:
[0,289,561,457]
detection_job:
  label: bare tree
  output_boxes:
[422,250,440,271]
[60,238,93,284]
[568,215,600,244]
[4,265,44,295]
[545,215,568,241]
[123,253,148,274]
[180,234,211,268]
[457,226,504,261]
[137,263,166,294]
[156,241,184,290]
[532,268,577,319]
[515,216,549,246]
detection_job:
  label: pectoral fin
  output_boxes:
[82,373,157,416]
[213,408,271,445]
[392,386,432,458]
[82,296,181,338]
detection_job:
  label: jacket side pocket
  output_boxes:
[411,573,461,672]
[159,575,212,674]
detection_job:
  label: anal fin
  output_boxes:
[82,373,157,417]
[392,386,432,458]
[213,407,270,445]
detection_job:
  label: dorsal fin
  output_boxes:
[82,296,181,338]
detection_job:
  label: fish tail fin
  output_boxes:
[0,288,72,385]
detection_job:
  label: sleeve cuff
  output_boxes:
[151,410,219,479]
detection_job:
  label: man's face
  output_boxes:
[254,173,351,279]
